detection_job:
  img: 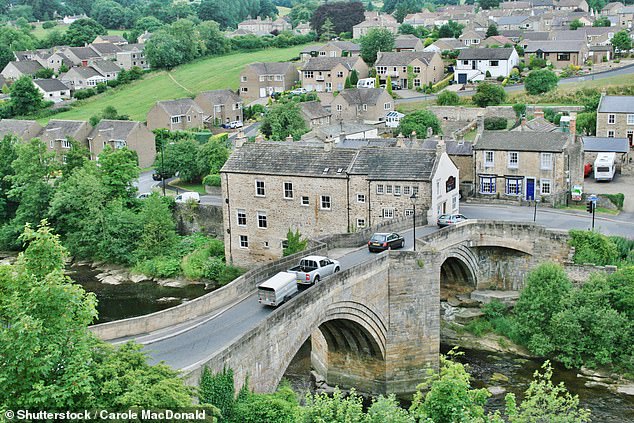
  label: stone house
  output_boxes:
[237,16,292,34]
[87,120,156,168]
[0,119,43,140]
[330,88,394,123]
[524,40,589,67]
[34,52,73,73]
[299,101,332,128]
[116,44,149,70]
[146,98,204,131]
[454,47,520,83]
[1,60,44,80]
[239,62,299,100]
[403,11,439,27]
[394,35,424,52]
[617,5,634,28]
[555,0,589,12]
[220,140,459,265]
[601,2,624,15]
[458,30,483,47]
[93,35,128,46]
[91,60,121,80]
[495,15,535,30]
[375,51,444,89]
[473,123,583,205]
[39,120,92,159]
[300,41,362,61]
[300,57,369,93]
[59,66,107,91]
[596,95,634,145]
[194,89,243,126]
[353,12,399,38]
[87,42,122,61]
[33,79,71,102]
[62,47,101,67]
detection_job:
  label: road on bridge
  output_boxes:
[141,203,634,371]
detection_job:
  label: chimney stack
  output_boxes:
[520,116,527,131]
[324,135,334,152]
[396,132,406,148]
[410,130,417,142]
[534,108,544,119]
[426,126,433,138]
[235,130,247,148]
[476,115,484,135]
[569,112,577,139]
[285,134,294,143]
[436,138,446,156]
[254,134,264,143]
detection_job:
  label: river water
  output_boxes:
[283,341,634,421]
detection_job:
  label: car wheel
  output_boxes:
[400,240,404,249]
[334,267,340,273]
[313,276,320,284]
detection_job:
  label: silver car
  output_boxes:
[437,214,467,227]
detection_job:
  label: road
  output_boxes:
[141,203,634,370]
[395,63,634,104]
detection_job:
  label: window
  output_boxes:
[480,176,496,194]
[237,209,246,226]
[484,151,494,167]
[257,212,267,228]
[403,186,411,195]
[452,195,458,211]
[284,182,293,199]
[557,53,570,61]
[386,185,393,194]
[376,184,384,194]
[171,116,181,124]
[382,208,395,219]
[505,178,523,196]
[608,114,615,124]
[241,87,248,93]
[49,140,54,148]
[357,194,365,203]
[321,195,331,210]
[239,235,249,248]
[61,139,72,149]
[413,66,421,73]
[628,114,634,125]
[304,71,314,78]
[356,218,366,228]
[384,102,392,110]
[508,151,519,168]
[275,75,282,81]
[489,60,499,66]
[187,115,192,122]
[376,66,387,74]
[336,104,342,112]
[362,104,368,111]
[268,76,274,81]
[394,185,401,196]
[405,209,414,217]
[414,79,421,87]
[241,76,247,82]
[301,196,309,206]
[608,130,615,138]
[255,180,265,196]
[540,179,551,195]
[540,153,553,170]
[412,186,419,196]
[259,76,265,82]
[337,71,344,78]
[463,60,469,65]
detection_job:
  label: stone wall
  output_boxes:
[175,204,224,239]
[429,105,585,122]
[564,263,618,284]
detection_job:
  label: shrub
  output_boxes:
[604,193,624,209]
[203,174,221,187]
[42,21,57,29]
[485,70,492,78]
[496,75,504,81]
[465,319,493,337]
[472,82,506,107]
[569,229,619,265]
[484,116,507,130]
[73,89,96,100]
[609,235,634,263]
[483,299,508,319]
[96,83,108,93]
[524,69,558,95]
[436,90,460,106]
[135,256,181,278]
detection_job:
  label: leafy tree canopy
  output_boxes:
[360,28,395,64]
[524,68,559,95]
[397,109,442,137]
[472,82,506,107]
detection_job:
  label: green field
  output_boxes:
[30,23,127,40]
[277,6,291,17]
[45,45,309,123]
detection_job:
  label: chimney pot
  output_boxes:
[569,112,577,138]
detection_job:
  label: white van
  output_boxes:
[175,192,201,203]
[594,152,616,182]
[356,78,376,88]
[258,271,298,307]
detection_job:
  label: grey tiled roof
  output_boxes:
[337,88,387,106]
[474,131,570,152]
[511,117,559,132]
[42,120,88,137]
[375,51,437,66]
[247,62,296,75]
[302,57,359,71]
[497,15,531,25]
[330,41,361,52]
[195,89,241,105]
[119,43,144,52]
[349,148,437,180]
[89,43,123,55]
[156,98,203,115]
[95,35,127,43]
[91,60,122,74]
[522,31,550,41]
[549,30,587,41]
[582,137,629,153]
[524,40,586,53]
[6,60,43,75]
[457,47,515,60]
[300,101,331,120]
[0,119,41,138]
[67,47,101,60]
[597,95,634,113]
[69,66,103,78]
[394,35,422,49]
[88,120,141,140]
[33,78,69,92]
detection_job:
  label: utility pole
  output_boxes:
[586,197,596,230]
[160,140,166,196]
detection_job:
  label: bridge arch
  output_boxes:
[440,245,478,298]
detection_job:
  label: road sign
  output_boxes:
[588,194,598,204]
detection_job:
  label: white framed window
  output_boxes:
[405,209,414,217]
[505,178,522,196]
[357,194,366,203]
[241,87,248,92]
[237,209,246,226]
[336,104,342,111]
[540,153,553,170]
[239,235,249,248]
[452,195,458,211]
[484,151,494,167]
[403,186,411,195]
[386,185,393,194]
[356,218,366,228]
[171,116,181,123]
[362,104,368,111]
[187,115,192,122]
[508,151,519,168]
[304,71,313,78]
[259,75,265,82]
[320,195,331,210]
[255,180,265,196]
[413,66,421,73]
[480,176,496,194]
[337,71,344,78]
[62,139,72,149]
[257,211,267,228]
[608,114,615,124]
[376,184,384,194]
[414,79,421,87]
[628,114,634,125]
[241,76,247,82]
[490,60,499,66]
[608,130,615,138]
[412,186,419,196]
[384,102,391,110]
[301,196,309,206]
[382,208,395,219]
[275,75,282,81]
[284,182,293,199]
[540,179,551,195]
[394,185,401,196]
[49,140,54,148]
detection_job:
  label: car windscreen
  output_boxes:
[370,234,387,242]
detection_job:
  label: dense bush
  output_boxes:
[73,89,97,100]
[472,82,506,107]
[525,69,559,95]
[436,90,460,106]
[605,193,624,209]
[203,174,221,187]
[484,116,507,130]
[569,230,619,265]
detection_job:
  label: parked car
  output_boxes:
[290,88,308,95]
[368,232,405,252]
[175,192,201,203]
[437,214,468,228]
[584,162,593,178]
[228,121,243,129]
[136,192,152,199]
[380,81,401,90]
[152,170,173,181]
[257,271,298,307]
[288,255,340,285]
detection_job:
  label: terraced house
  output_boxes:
[146,99,204,131]
[596,95,634,145]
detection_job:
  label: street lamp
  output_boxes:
[160,139,166,196]
[410,192,418,251]
[533,198,540,222]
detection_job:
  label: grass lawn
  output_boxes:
[563,204,619,215]
[30,23,126,40]
[169,179,207,195]
[277,6,291,16]
[44,44,311,124]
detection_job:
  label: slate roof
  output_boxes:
[457,47,515,60]
[88,120,141,140]
[549,30,587,41]
[497,15,531,25]
[91,60,122,74]
[394,35,423,49]
[349,148,438,181]
[195,89,241,105]
[89,43,123,55]
[598,95,634,113]
[5,60,43,75]
[375,51,437,66]
[483,35,515,45]
[67,46,100,60]
[33,78,69,92]
[303,122,377,141]
[330,41,361,52]
[0,119,41,138]
[246,62,296,75]
[94,35,127,44]
[582,137,629,153]
[300,101,331,120]
[337,88,387,106]
[119,43,145,52]
[68,66,103,78]
[301,57,359,71]
[511,117,559,132]
[156,98,203,116]
[42,120,87,137]
[522,31,551,41]
[474,131,570,152]
[524,40,586,53]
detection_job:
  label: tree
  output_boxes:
[199,135,230,176]
[576,111,597,136]
[135,16,164,32]
[570,19,584,30]
[91,0,127,29]
[34,67,55,79]
[9,75,43,116]
[611,30,632,56]
[144,30,184,69]
[486,23,499,37]
[135,194,178,260]
[349,69,359,86]
[262,101,309,141]
[479,0,500,9]
[397,110,442,137]
[320,17,336,41]
[0,135,18,223]
[283,229,308,256]
[386,75,393,95]
[198,20,230,56]
[438,20,464,38]
[512,103,526,120]
[98,146,140,199]
[0,45,14,71]
[0,25,37,52]
[162,137,205,182]
[310,1,365,36]
[593,16,611,27]
[525,69,558,95]
[360,28,395,64]
[65,18,107,47]
[437,90,460,106]
[472,82,506,107]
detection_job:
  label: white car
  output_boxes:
[290,88,307,95]
[175,192,201,203]
[136,192,152,199]
[229,121,243,129]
